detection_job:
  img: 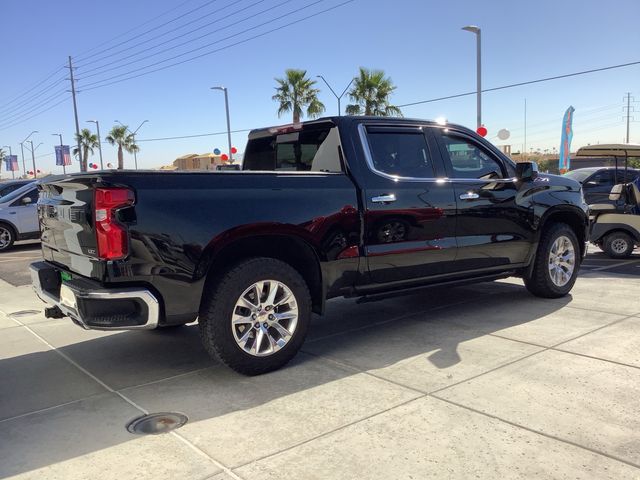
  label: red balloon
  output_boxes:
[231,146,237,154]
[93,164,98,169]
[221,153,229,161]
[476,125,488,137]
[28,171,33,175]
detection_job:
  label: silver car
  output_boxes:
[0,182,39,251]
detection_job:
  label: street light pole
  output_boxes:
[116,120,148,169]
[462,25,482,128]
[316,75,354,116]
[3,145,14,179]
[211,86,233,163]
[87,120,104,169]
[51,133,66,174]
[20,131,37,178]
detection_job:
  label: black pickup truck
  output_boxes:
[31,116,588,375]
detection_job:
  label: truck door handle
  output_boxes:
[459,192,479,200]
[371,194,396,203]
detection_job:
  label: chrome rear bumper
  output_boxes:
[30,261,159,331]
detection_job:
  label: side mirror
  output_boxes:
[516,161,538,181]
[609,184,624,201]
[21,196,33,205]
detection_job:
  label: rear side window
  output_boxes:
[243,125,343,172]
[366,130,435,178]
[440,134,504,179]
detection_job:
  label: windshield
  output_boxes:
[563,170,595,183]
[0,182,37,204]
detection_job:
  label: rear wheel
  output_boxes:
[0,224,15,252]
[603,232,634,259]
[199,257,311,375]
[524,223,580,298]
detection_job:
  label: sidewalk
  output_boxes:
[1,271,639,479]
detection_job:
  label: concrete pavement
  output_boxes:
[1,254,639,479]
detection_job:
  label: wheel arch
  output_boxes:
[538,206,589,257]
[198,232,324,315]
[0,220,17,238]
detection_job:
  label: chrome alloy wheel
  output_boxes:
[611,238,630,255]
[548,235,576,287]
[0,226,11,249]
[231,280,298,357]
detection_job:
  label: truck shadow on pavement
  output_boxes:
[1,280,571,477]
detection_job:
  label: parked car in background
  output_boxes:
[0,179,34,198]
[0,182,40,251]
[564,167,640,205]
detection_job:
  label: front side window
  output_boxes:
[10,189,38,207]
[441,134,504,179]
[366,130,434,178]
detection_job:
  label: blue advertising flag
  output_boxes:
[558,106,575,173]
[55,145,72,166]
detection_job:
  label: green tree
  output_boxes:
[105,125,136,170]
[73,128,99,171]
[272,69,325,123]
[345,67,402,117]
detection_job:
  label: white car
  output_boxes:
[0,182,40,251]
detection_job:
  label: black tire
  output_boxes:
[603,232,634,259]
[0,223,15,252]
[524,223,580,298]
[199,257,311,376]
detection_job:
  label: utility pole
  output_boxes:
[26,140,38,179]
[68,56,83,171]
[623,92,634,144]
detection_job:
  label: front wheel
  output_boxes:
[603,232,634,259]
[524,223,580,298]
[199,258,311,376]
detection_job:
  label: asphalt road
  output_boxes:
[1,242,638,288]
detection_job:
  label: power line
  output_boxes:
[77,0,324,85]
[0,66,65,111]
[137,128,253,142]
[79,0,297,80]
[0,96,71,132]
[0,90,69,127]
[0,77,67,117]
[77,0,263,73]
[74,0,220,63]
[397,60,640,108]
[79,0,354,91]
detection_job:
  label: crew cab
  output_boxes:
[31,117,589,375]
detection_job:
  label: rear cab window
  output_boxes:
[243,122,343,173]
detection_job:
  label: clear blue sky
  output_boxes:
[1,0,639,175]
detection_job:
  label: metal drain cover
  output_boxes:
[9,310,41,318]
[126,412,188,435]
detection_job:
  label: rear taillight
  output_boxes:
[94,188,135,260]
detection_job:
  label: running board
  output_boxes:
[354,272,515,304]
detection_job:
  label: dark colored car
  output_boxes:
[30,116,589,375]
[0,179,34,199]
[564,167,639,205]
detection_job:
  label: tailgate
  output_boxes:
[38,177,99,265]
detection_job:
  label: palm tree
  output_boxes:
[73,128,99,171]
[345,67,402,117]
[105,125,136,170]
[272,69,325,123]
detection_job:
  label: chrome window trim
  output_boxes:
[357,123,517,184]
